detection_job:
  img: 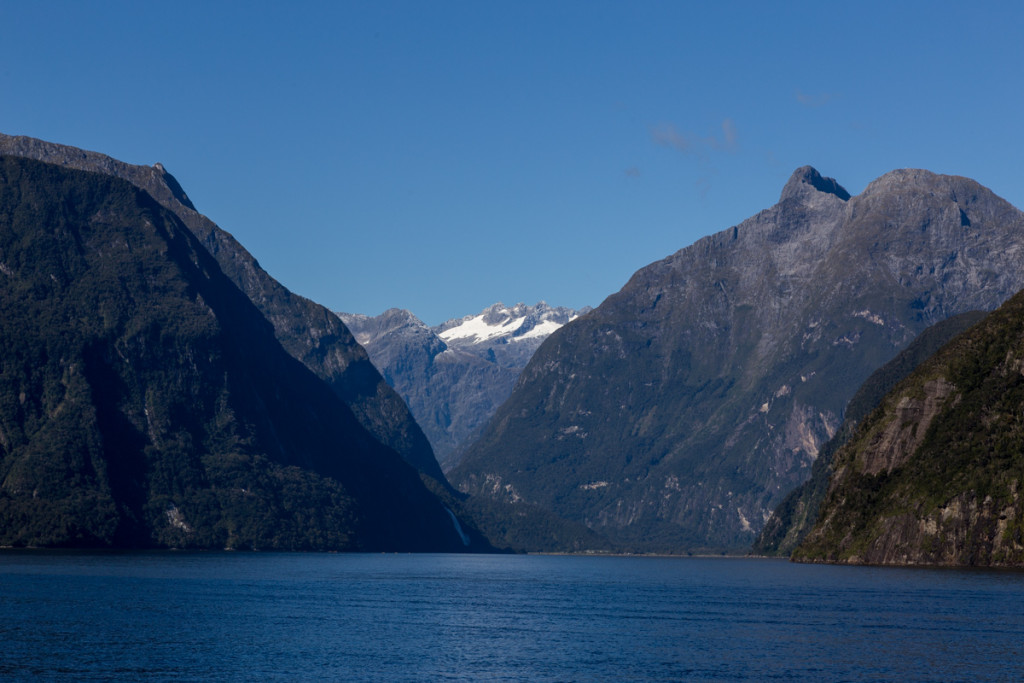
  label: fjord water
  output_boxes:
[2,553,1021,681]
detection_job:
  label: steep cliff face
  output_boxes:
[452,166,1024,553]
[794,290,1024,567]
[0,156,473,551]
[0,133,443,484]
[753,310,987,556]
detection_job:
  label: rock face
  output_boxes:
[0,133,444,484]
[752,310,986,557]
[341,303,586,470]
[451,166,1024,553]
[0,155,474,551]
[794,290,1024,566]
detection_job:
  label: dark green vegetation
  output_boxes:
[794,288,1024,566]
[452,166,1024,553]
[0,155,475,550]
[752,310,986,556]
[0,133,443,484]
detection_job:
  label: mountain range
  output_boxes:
[340,302,586,469]
[7,132,1024,562]
[451,166,1024,553]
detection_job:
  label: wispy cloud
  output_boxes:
[649,118,737,196]
[721,118,737,149]
[651,123,691,153]
[651,117,741,194]
[695,173,714,198]
[651,118,738,156]
[795,89,836,107]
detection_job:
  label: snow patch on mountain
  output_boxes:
[437,312,526,344]
[338,301,590,470]
[436,302,587,348]
[518,318,565,340]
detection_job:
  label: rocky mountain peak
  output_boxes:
[857,168,994,209]
[481,302,521,326]
[377,307,429,330]
[154,163,197,211]
[779,166,851,203]
[438,302,579,343]
[340,308,438,351]
[861,168,937,194]
[452,165,1024,554]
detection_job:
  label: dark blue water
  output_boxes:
[1,552,1021,681]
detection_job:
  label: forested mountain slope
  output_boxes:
[795,289,1024,566]
[753,310,986,556]
[0,155,474,550]
[0,134,443,483]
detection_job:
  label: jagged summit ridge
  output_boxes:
[437,302,587,347]
[0,133,199,211]
[779,166,851,202]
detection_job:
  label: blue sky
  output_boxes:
[3,1,1023,325]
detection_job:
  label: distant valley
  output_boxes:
[341,303,587,470]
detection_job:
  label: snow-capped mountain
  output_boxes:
[340,302,589,470]
[435,302,587,368]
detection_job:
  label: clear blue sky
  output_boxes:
[3,1,1022,325]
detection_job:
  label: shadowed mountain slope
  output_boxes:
[0,155,474,550]
[0,133,444,484]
